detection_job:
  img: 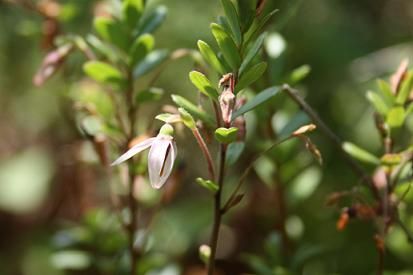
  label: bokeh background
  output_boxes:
[1,0,413,274]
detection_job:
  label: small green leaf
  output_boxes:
[93,17,129,51]
[130,34,154,66]
[80,116,104,137]
[178,108,196,129]
[197,40,226,74]
[221,0,242,45]
[83,61,125,88]
[289,64,311,84]
[226,141,245,165]
[122,0,144,29]
[155,113,181,123]
[232,86,281,119]
[377,79,395,106]
[342,142,380,165]
[171,95,215,127]
[135,87,163,103]
[235,61,267,92]
[189,71,219,100]
[386,106,406,128]
[239,32,266,76]
[366,91,389,115]
[133,49,168,78]
[196,177,219,193]
[214,127,238,144]
[244,9,278,46]
[138,5,167,35]
[86,35,120,63]
[396,72,413,105]
[211,23,241,70]
[237,0,257,32]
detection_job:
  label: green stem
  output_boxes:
[208,143,227,275]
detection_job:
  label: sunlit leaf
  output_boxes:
[232,86,281,119]
[83,61,125,89]
[196,177,218,193]
[197,40,226,74]
[214,127,238,144]
[189,71,219,100]
[289,64,311,84]
[210,23,241,70]
[377,79,395,106]
[366,91,389,115]
[386,106,406,128]
[235,61,267,92]
[122,0,144,29]
[342,142,380,165]
[130,34,154,66]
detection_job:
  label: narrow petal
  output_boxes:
[148,137,175,189]
[111,137,155,166]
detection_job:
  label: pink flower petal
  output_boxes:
[111,137,155,166]
[148,136,176,189]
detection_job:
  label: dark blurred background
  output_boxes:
[0,0,413,274]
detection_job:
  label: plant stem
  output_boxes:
[126,70,138,274]
[192,127,216,180]
[282,84,378,196]
[208,143,227,275]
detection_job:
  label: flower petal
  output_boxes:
[148,137,176,189]
[111,137,155,166]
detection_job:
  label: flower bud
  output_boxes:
[159,123,174,136]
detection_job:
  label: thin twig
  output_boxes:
[282,84,378,197]
[192,127,216,180]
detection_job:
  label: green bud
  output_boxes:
[214,127,238,144]
[159,123,174,136]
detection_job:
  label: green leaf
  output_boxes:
[197,40,226,74]
[171,95,215,127]
[130,34,154,66]
[289,64,311,84]
[377,79,395,106]
[386,106,406,128]
[232,86,281,119]
[133,49,168,78]
[178,108,196,129]
[83,61,125,88]
[221,0,242,45]
[135,87,163,103]
[244,9,278,46]
[396,72,413,105]
[86,35,119,63]
[211,23,241,70]
[155,113,181,123]
[406,103,413,116]
[235,61,267,92]
[366,91,389,115]
[342,142,380,165]
[122,0,144,29]
[196,177,219,193]
[226,141,245,165]
[237,0,257,32]
[214,127,238,144]
[239,32,266,76]
[138,5,167,35]
[189,71,219,100]
[80,116,104,137]
[93,17,129,51]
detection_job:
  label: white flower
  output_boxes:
[111,124,177,189]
